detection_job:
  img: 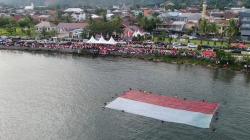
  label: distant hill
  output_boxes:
[0,0,165,7]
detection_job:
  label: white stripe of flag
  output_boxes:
[106,90,219,128]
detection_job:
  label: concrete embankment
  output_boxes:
[0,46,99,56]
[1,45,249,72]
[0,46,152,58]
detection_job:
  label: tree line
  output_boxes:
[0,16,36,36]
[87,16,123,37]
[198,19,239,45]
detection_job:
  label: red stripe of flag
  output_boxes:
[121,90,219,114]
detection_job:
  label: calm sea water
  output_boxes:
[0,50,250,140]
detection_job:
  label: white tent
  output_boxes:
[98,36,109,44]
[132,31,138,37]
[86,36,98,44]
[107,37,117,45]
[132,30,145,37]
[86,36,117,45]
[137,30,145,36]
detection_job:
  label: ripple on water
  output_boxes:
[0,51,250,140]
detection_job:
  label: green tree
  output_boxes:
[168,37,173,43]
[6,24,16,35]
[137,16,161,32]
[18,17,34,28]
[80,30,88,39]
[243,55,250,65]
[48,30,58,38]
[25,29,32,37]
[208,22,218,37]
[199,19,208,36]
[65,15,73,23]
[225,19,239,46]
[96,8,107,16]
[243,0,250,8]
[0,17,17,27]
[216,50,235,64]
[41,28,47,38]
[111,17,123,34]
[56,10,63,22]
[87,17,123,36]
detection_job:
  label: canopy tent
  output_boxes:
[98,36,109,44]
[231,43,247,49]
[86,36,99,44]
[132,30,145,37]
[107,37,117,45]
[86,36,118,45]
[238,43,247,49]
[202,50,216,58]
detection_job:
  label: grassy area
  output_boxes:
[153,37,229,48]
[0,28,36,37]
[145,55,214,65]
[142,55,245,71]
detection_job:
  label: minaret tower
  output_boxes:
[202,0,207,19]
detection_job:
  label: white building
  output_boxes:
[106,10,114,20]
[57,22,87,38]
[70,29,84,38]
[64,8,83,14]
[231,7,246,14]
[71,13,86,21]
[24,3,34,10]
[112,5,119,9]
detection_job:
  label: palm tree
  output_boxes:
[199,19,208,36]
[198,19,209,45]
[225,19,239,46]
[209,22,219,37]
[200,39,203,45]
[169,37,173,44]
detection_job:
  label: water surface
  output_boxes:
[0,51,250,140]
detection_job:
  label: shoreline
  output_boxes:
[0,46,249,73]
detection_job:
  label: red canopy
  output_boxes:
[202,50,216,58]
[238,43,247,49]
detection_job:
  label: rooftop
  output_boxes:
[35,21,56,28]
[57,23,88,31]
[64,8,83,13]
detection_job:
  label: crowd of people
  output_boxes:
[2,38,250,72]
[0,39,210,59]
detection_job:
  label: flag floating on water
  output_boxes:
[106,90,219,128]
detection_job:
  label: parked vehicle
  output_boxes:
[169,34,178,39]
[188,36,197,40]
[188,43,198,49]
[172,42,188,49]
[172,42,181,49]
[201,45,213,49]
[231,49,242,54]
[211,38,219,41]
[246,48,250,52]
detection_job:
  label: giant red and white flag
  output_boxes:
[106,90,219,128]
